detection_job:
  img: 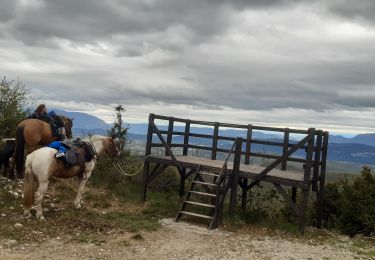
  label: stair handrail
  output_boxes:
[216,138,239,185]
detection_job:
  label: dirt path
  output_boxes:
[0,218,366,259]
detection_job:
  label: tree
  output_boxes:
[0,77,30,139]
[108,105,129,153]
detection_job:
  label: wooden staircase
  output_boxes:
[175,166,223,229]
[175,138,239,229]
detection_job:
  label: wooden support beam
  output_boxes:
[211,122,219,160]
[282,129,289,171]
[148,164,169,184]
[292,187,297,203]
[229,138,242,216]
[183,121,190,156]
[141,114,155,201]
[179,170,186,197]
[150,120,180,169]
[141,161,150,201]
[274,184,299,215]
[245,124,253,165]
[241,125,252,210]
[241,178,248,209]
[304,128,316,183]
[248,132,315,189]
[317,131,329,229]
[298,188,310,234]
[312,131,323,192]
[166,119,174,156]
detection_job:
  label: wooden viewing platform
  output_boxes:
[141,114,329,233]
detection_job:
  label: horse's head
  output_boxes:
[103,136,120,157]
[60,116,73,139]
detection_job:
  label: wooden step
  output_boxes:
[198,171,219,177]
[185,201,215,208]
[189,191,216,197]
[193,181,217,187]
[180,211,213,220]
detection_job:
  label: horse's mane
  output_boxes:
[87,135,108,142]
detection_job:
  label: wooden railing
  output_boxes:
[147,114,329,172]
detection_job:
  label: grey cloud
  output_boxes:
[0,0,17,22]
[0,0,375,132]
[5,0,233,46]
[325,0,375,24]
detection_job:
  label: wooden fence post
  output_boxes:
[179,120,190,197]
[229,138,242,216]
[242,125,252,209]
[211,122,219,160]
[141,113,155,201]
[317,131,329,228]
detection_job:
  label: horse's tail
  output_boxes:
[14,126,25,178]
[23,155,35,209]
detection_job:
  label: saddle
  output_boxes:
[27,114,65,140]
[61,139,96,179]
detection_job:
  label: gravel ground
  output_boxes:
[0,218,366,260]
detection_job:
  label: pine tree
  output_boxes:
[108,105,128,153]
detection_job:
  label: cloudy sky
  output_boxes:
[1,0,375,134]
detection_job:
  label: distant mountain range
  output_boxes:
[330,133,375,147]
[54,109,375,166]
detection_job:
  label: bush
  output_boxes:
[324,167,375,237]
[0,77,30,139]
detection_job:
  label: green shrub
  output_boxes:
[324,167,375,237]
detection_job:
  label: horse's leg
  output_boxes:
[74,172,92,209]
[35,181,49,220]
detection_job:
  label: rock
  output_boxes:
[6,239,17,245]
[1,213,6,217]
[15,223,23,228]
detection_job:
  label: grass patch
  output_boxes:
[0,176,178,245]
[351,239,375,258]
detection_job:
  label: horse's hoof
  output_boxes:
[37,215,45,221]
[24,212,32,220]
[74,200,83,209]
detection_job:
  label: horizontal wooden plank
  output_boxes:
[147,155,310,188]
[193,181,217,187]
[198,171,219,177]
[185,201,215,208]
[214,148,307,164]
[159,130,185,136]
[179,211,213,219]
[153,114,315,134]
[189,133,214,139]
[188,144,213,151]
[151,143,186,148]
[189,191,217,197]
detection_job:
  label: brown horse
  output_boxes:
[13,116,73,178]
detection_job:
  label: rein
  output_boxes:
[87,136,146,177]
[112,155,151,177]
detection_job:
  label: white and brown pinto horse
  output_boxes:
[23,135,119,220]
